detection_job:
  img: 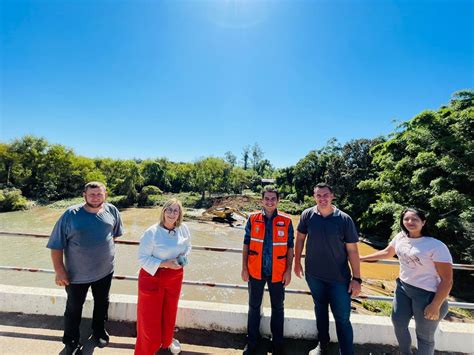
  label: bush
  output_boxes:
[141,185,162,195]
[111,195,133,208]
[0,188,29,212]
[138,185,163,207]
[360,300,392,316]
[47,197,84,209]
[278,198,313,215]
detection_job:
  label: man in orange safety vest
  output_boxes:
[241,186,294,355]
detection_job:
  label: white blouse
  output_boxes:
[138,223,192,276]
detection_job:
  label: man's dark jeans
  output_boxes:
[247,275,285,348]
[63,272,113,344]
[305,274,353,355]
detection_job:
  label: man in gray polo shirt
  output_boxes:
[47,181,123,355]
[294,183,361,355]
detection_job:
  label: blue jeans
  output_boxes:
[392,279,449,355]
[247,276,285,347]
[305,274,353,355]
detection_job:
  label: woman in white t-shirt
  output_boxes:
[361,208,453,355]
[134,198,191,355]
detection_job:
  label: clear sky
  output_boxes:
[1,0,473,168]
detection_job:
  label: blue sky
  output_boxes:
[1,0,473,168]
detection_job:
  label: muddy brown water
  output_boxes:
[0,207,398,311]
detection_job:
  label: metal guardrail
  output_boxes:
[1,231,473,271]
[0,265,473,309]
[1,231,473,309]
[0,265,470,310]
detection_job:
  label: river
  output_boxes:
[0,206,399,311]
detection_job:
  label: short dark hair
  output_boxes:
[314,182,333,193]
[261,185,279,200]
[84,181,106,192]
[399,208,429,236]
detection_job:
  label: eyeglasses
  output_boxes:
[165,208,180,215]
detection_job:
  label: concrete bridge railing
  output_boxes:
[0,284,473,353]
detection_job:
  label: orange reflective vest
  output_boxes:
[247,211,291,283]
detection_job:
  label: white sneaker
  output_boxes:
[168,338,181,354]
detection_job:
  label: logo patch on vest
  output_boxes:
[277,230,285,237]
[276,221,285,226]
[255,227,260,233]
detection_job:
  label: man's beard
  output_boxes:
[85,201,104,209]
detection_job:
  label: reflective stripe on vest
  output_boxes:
[247,211,291,282]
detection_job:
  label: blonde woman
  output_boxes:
[134,199,191,355]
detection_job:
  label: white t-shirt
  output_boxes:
[138,223,192,276]
[389,232,452,292]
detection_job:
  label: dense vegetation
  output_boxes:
[1,90,473,298]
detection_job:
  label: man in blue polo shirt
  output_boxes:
[294,183,361,355]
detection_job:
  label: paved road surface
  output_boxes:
[0,312,465,354]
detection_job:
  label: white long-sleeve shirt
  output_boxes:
[138,223,192,276]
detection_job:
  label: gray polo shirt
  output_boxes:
[297,206,358,283]
[47,203,124,283]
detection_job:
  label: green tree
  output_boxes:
[141,159,171,191]
[224,151,237,167]
[6,135,49,198]
[115,160,144,204]
[275,166,295,196]
[255,159,273,177]
[167,162,194,192]
[359,90,474,299]
[325,138,385,224]
[241,145,250,170]
[0,143,17,186]
[229,167,252,193]
[251,143,264,170]
[293,150,328,201]
[192,157,230,199]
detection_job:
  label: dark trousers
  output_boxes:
[306,274,353,355]
[63,272,113,344]
[247,275,285,347]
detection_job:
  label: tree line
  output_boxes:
[1,90,473,297]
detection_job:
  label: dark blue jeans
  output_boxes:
[63,272,113,344]
[247,276,285,347]
[305,274,353,355]
[392,279,449,355]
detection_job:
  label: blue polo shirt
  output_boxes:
[297,206,358,283]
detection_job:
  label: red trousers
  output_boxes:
[134,267,183,355]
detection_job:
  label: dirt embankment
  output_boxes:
[208,195,259,211]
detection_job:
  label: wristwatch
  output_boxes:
[352,277,362,284]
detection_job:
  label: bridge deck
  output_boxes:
[0,312,466,355]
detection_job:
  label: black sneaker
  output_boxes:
[93,329,110,348]
[65,341,82,355]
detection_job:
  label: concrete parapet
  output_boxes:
[0,284,472,353]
